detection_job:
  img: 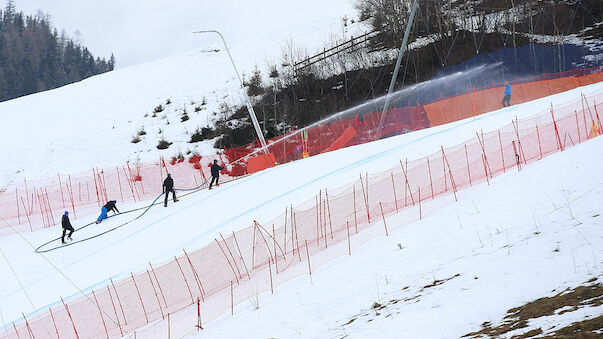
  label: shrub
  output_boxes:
[131,135,141,143]
[157,138,172,149]
[181,109,189,122]
[154,104,164,113]
[165,98,172,105]
[137,127,146,136]
[194,105,202,112]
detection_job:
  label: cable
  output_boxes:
[0,242,55,338]
[0,214,124,333]
[35,180,207,253]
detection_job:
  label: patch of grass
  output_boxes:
[131,135,141,143]
[157,138,172,150]
[464,282,603,338]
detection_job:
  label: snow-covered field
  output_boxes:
[0,0,360,188]
[1,82,602,337]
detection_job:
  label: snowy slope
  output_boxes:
[0,0,359,187]
[194,115,603,339]
[0,82,601,332]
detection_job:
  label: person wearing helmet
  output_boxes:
[209,159,225,189]
[96,200,119,224]
[61,211,74,244]
[163,173,178,207]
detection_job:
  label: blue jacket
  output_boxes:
[504,84,511,96]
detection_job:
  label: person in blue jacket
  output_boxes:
[502,81,512,107]
[96,200,119,224]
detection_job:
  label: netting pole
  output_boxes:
[149,262,168,308]
[324,189,333,238]
[482,153,491,184]
[305,240,312,277]
[426,158,434,199]
[268,258,274,294]
[574,110,581,143]
[21,313,34,339]
[442,152,447,191]
[359,174,370,223]
[476,132,492,180]
[231,231,251,279]
[418,187,422,219]
[283,206,288,255]
[251,222,257,268]
[551,103,563,150]
[67,175,76,219]
[390,173,398,212]
[61,297,80,339]
[441,146,458,201]
[497,131,506,172]
[110,278,127,325]
[220,233,243,279]
[167,313,170,339]
[315,195,319,245]
[230,281,234,315]
[106,286,123,337]
[58,174,66,208]
[379,202,389,236]
[12,322,20,339]
[130,272,149,323]
[592,100,602,132]
[293,212,302,262]
[464,144,472,186]
[511,141,521,171]
[580,96,589,140]
[44,189,56,225]
[183,249,206,297]
[15,188,21,225]
[24,178,30,217]
[346,221,351,255]
[512,119,527,165]
[121,167,136,202]
[536,124,543,159]
[116,167,124,202]
[36,191,46,228]
[91,290,109,338]
[272,225,279,273]
[146,269,165,319]
[353,186,358,234]
[174,256,195,303]
[322,198,328,249]
[48,307,60,339]
[215,238,240,284]
[92,168,100,205]
[196,297,203,330]
[400,159,415,206]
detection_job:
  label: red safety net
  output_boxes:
[4,90,602,339]
[0,68,601,236]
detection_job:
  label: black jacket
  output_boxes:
[211,163,225,177]
[103,201,119,213]
[62,215,73,230]
[163,176,174,191]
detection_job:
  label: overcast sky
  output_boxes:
[4,0,354,68]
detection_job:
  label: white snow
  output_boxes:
[0,82,602,338]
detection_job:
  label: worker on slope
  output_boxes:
[209,159,225,189]
[61,211,74,244]
[96,200,120,224]
[163,173,178,207]
[502,81,512,107]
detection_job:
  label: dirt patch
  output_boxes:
[464,279,603,338]
[422,273,461,290]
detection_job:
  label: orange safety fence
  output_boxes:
[0,68,601,236]
[3,91,603,339]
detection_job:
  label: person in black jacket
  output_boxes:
[96,200,120,224]
[163,173,178,207]
[61,211,74,244]
[209,160,225,189]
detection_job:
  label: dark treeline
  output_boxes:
[0,1,115,102]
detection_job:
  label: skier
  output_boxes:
[502,81,512,107]
[163,173,178,207]
[209,159,225,189]
[61,211,74,244]
[96,200,119,224]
